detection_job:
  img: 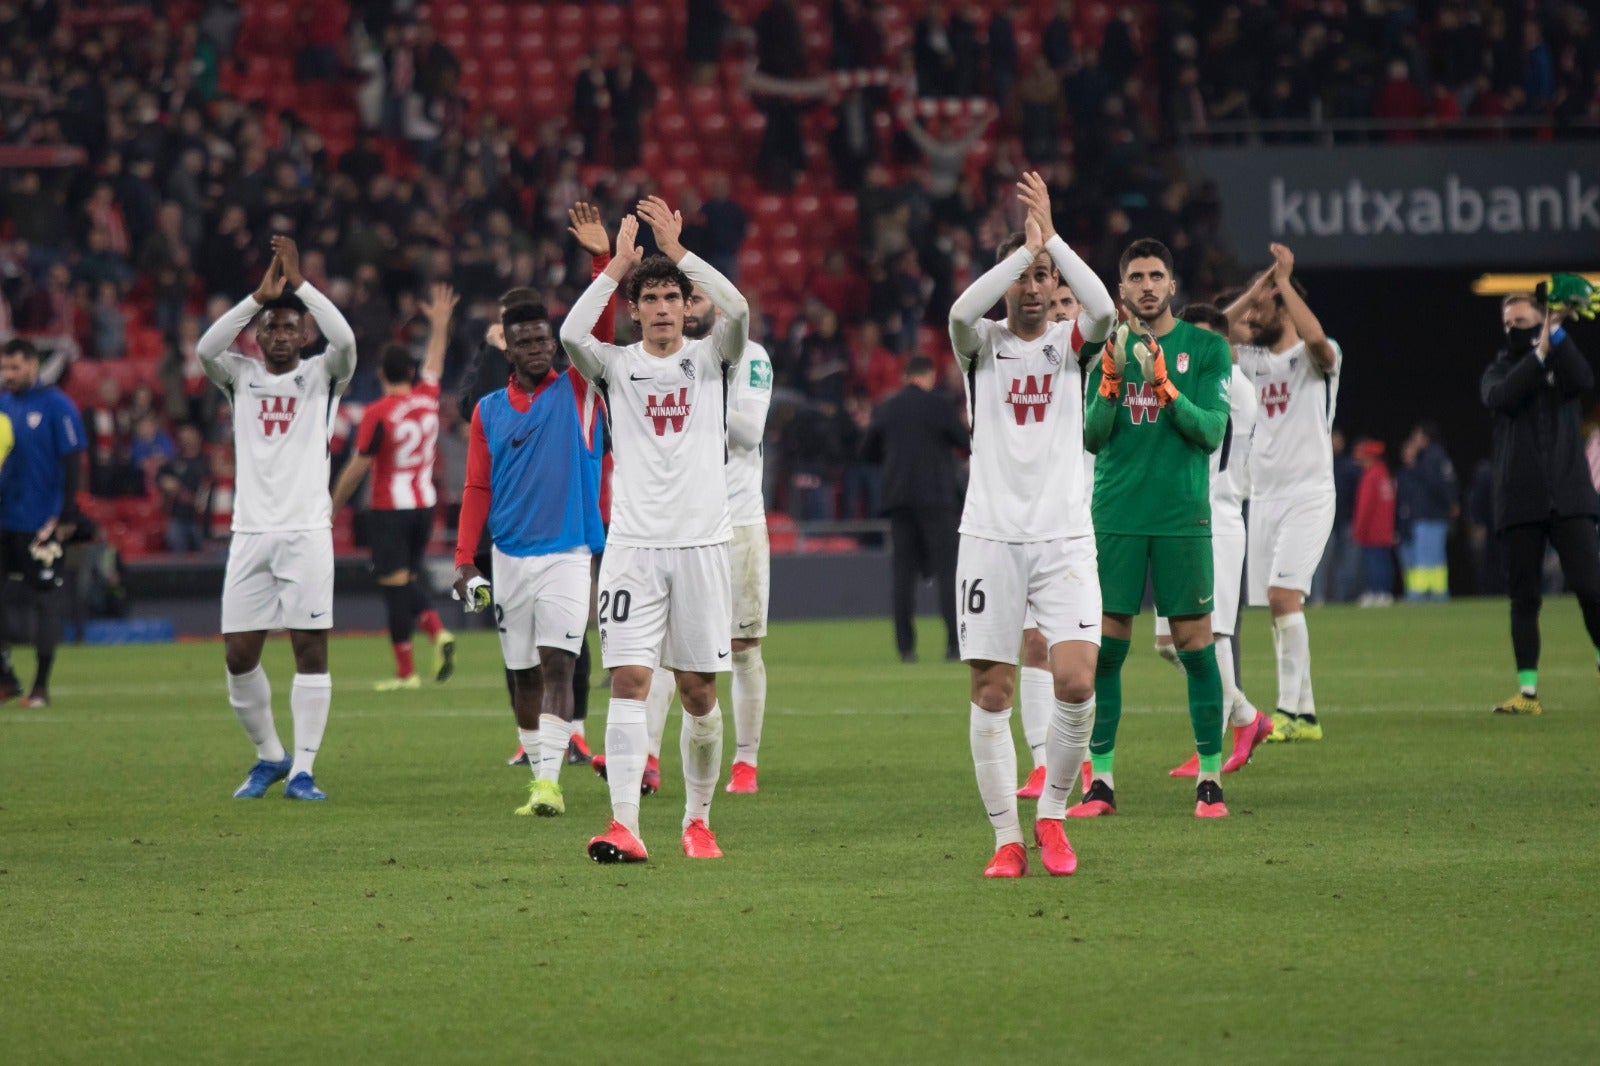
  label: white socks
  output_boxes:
[1273,613,1309,714]
[730,646,766,766]
[518,728,540,776]
[1036,697,1094,820]
[227,665,285,762]
[645,666,674,759]
[970,704,1023,848]
[289,673,331,778]
[1298,654,1317,718]
[537,715,573,783]
[1018,666,1052,770]
[605,697,648,835]
[680,705,723,828]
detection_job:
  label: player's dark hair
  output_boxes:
[1118,239,1175,278]
[501,302,550,330]
[379,342,416,385]
[626,254,692,304]
[1178,302,1229,333]
[996,231,1027,262]
[498,286,540,311]
[1414,419,1440,442]
[905,355,935,379]
[259,292,307,316]
[1214,288,1244,308]
[2,338,40,361]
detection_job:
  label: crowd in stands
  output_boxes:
[0,0,1587,577]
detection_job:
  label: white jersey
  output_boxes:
[1236,337,1340,501]
[955,316,1093,542]
[197,283,356,533]
[725,340,773,527]
[1210,368,1257,537]
[561,253,750,549]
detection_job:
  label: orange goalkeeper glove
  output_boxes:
[1098,324,1129,400]
[1132,333,1179,406]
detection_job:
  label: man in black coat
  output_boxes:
[861,356,968,661]
[1480,293,1600,715]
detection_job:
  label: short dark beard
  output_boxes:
[1253,319,1285,347]
[683,314,713,339]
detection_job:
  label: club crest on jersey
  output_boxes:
[646,387,691,435]
[1261,382,1290,418]
[1124,381,1160,424]
[1176,352,1189,373]
[1007,373,1054,425]
[679,358,695,380]
[258,395,297,436]
[1042,343,1061,367]
[294,374,305,389]
[26,412,42,429]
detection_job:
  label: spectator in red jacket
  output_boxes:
[1352,438,1396,606]
[850,320,903,404]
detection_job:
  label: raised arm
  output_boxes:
[1022,170,1115,345]
[570,201,618,344]
[560,214,641,382]
[949,246,1029,367]
[1267,243,1336,373]
[418,282,458,383]
[198,255,283,387]
[273,236,356,388]
[1481,350,1546,412]
[639,194,749,364]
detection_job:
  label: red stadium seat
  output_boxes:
[477,4,509,34]
[512,3,549,34]
[632,3,668,40]
[475,31,510,62]
[552,4,586,35]
[437,3,470,32]
[440,28,470,55]
[524,57,559,92]
[772,247,807,291]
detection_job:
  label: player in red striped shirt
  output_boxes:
[332,284,457,689]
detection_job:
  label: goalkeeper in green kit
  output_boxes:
[1071,239,1235,819]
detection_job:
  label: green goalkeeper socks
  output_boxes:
[1518,669,1537,697]
[1176,644,1225,761]
[1089,636,1130,758]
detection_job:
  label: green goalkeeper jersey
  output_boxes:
[1084,318,1231,537]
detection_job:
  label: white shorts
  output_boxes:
[598,542,732,673]
[730,522,770,640]
[491,546,592,669]
[221,530,335,633]
[1248,493,1336,603]
[957,534,1101,665]
[1154,531,1246,638]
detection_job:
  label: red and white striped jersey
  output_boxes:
[356,378,441,511]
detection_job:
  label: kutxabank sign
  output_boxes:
[1185,143,1600,268]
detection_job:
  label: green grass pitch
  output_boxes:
[3,598,1598,1064]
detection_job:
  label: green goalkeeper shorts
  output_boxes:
[1096,533,1215,618]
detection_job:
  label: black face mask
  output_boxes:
[1506,325,1541,353]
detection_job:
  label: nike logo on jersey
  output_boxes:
[738,621,756,629]
[511,433,532,448]
[564,632,582,640]
[309,610,326,619]
[717,650,729,659]
[1078,621,1095,629]
[1199,595,1214,605]
[629,373,653,381]
[1275,572,1293,579]
[995,352,1022,360]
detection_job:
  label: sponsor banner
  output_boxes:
[1184,143,1600,267]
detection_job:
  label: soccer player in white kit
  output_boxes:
[1156,302,1274,775]
[198,237,356,801]
[634,285,775,794]
[949,173,1115,878]
[1016,280,1086,798]
[560,200,749,863]
[1225,244,1342,743]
